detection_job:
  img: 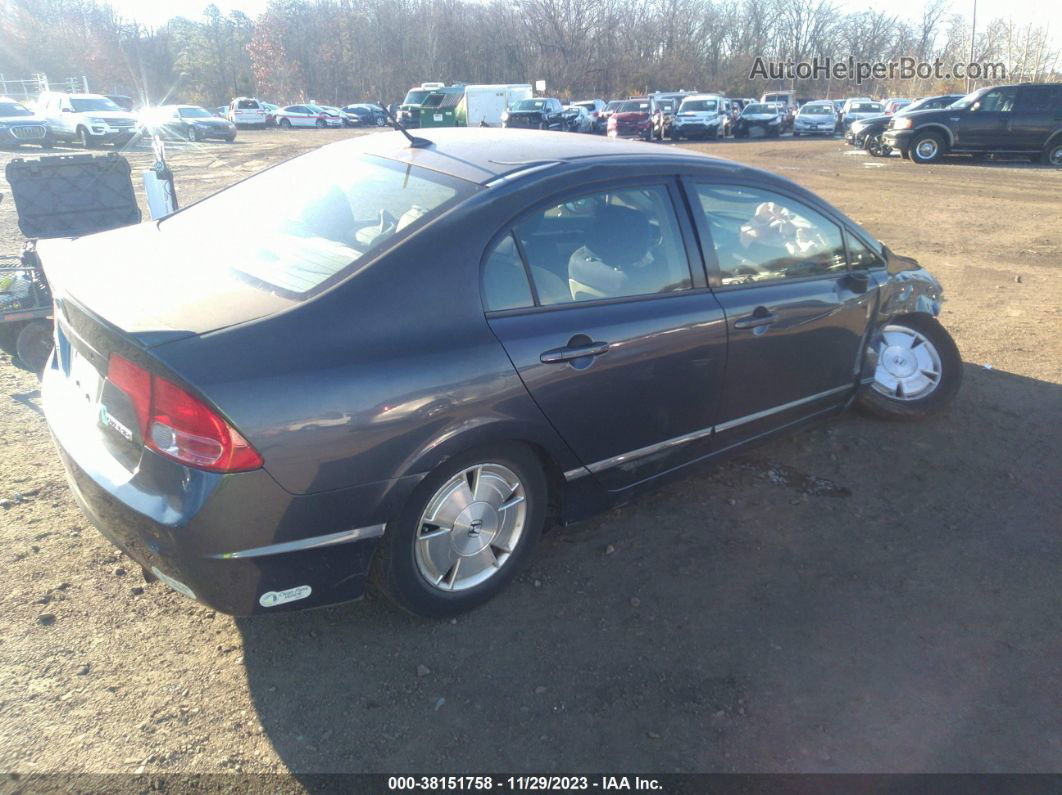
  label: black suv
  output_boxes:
[848,94,964,155]
[883,83,1062,165]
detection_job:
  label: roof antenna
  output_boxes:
[379,99,433,148]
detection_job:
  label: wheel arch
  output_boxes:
[912,123,954,149]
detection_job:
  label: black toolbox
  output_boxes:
[4,152,141,239]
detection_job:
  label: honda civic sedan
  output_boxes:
[39,129,961,618]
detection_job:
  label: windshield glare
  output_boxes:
[513,100,547,110]
[70,97,121,112]
[744,104,774,114]
[159,152,475,297]
[179,107,212,118]
[0,102,33,117]
[679,99,717,112]
[950,89,987,109]
[617,101,650,112]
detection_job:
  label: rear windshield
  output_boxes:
[159,152,476,298]
[679,99,717,112]
[237,99,260,109]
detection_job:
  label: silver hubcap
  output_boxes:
[1050,146,1062,166]
[916,138,938,159]
[415,463,527,592]
[872,325,943,401]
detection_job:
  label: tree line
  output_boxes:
[1,0,1058,109]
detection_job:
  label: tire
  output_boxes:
[910,131,945,164]
[372,444,548,617]
[900,147,910,159]
[279,118,291,129]
[315,118,326,129]
[376,116,386,127]
[0,321,23,355]
[1042,140,1062,167]
[856,315,962,421]
[15,319,53,374]
[187,126,198,142]
[78,127,95,149]
[40,131,54,150]
[225,136,236,143]
[792,131,800,137]
[867,134,885,157]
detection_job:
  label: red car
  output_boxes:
[606,98,652,140]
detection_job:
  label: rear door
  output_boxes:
[483,180,728,490]
[1009,84,1062,151]
[686,180,877,450]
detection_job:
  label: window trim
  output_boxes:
[682,177,866,291]
[480,177,702,316]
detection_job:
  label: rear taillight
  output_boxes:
[106,354,262,473]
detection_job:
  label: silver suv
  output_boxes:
[37,92,138,148]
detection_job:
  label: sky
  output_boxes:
[116,0,1059,36]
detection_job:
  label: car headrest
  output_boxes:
[586,205,651,267]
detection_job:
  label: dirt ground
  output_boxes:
[0,128,1059,777]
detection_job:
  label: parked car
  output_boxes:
[671,94,728,140]
[571,99,607,133]
[37,128,961,617]
[314,105,351,126]
[562,105,594,133]
[227,97,268,128]
[791,101,837,137]
[883,83,1062,165]
[501,98,566,130]
[213,106,227,118]
[606,98,653,139]
[734,102,782,137]
[839,99,882,131]
[259,102,279,126]
[343,104,388,127]
[274,104,344,129]
[0,97,51,148]
[849,94,964,156]
[883,98,912,116]
[36,92,138,148]
[143,105,237,142]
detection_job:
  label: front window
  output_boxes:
[949,88,989,109]
[694,185,847,286]
[159,153,476,297]
[0,102,33,117]
[178,107,212,119]
[976,87,1017,112]
[70,97,121,112]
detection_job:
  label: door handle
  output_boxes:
[733,309,777,330]
[540,341,610,363]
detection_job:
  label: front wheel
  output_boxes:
[372,445,547,617]
[910,132,945,164]
[856,315,962,421]
[78,127,95,149]
[187,126,198,142]
[279,118,291,129]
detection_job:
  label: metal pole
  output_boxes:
[968,0,977,92]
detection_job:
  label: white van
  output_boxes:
[227,97,267,128]
[36,92,138,148]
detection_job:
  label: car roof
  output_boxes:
[350,127,761,185]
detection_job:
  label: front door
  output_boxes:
[686,181,877,449]
[954,86,1017,150]
[483,182,728,490]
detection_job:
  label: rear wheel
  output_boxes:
[867,133,886,156]
[372,444,547,617]
[15,319,53,374]
[856,315,961,421]
[279,118,291,129]
[315,118,326,129]
[187,126,199,142]
[910,132,945,164]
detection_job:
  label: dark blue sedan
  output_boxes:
[39,128,960,617]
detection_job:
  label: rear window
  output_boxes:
[159,152,476,297]
[237,99,260,109]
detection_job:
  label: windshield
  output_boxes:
[513,99,548,111]
[743,104,774,115]
[70,97,121,112]
[800,104,833,115]
[0,102,33,117]
[402,90,431,106]
[178,107,212,118]
[949,89,988,109]
[616,101,650,113]
[679,99,718,112]
[159,153,476,297]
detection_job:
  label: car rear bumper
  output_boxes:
[42,359,419,615]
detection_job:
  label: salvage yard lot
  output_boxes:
[0,129,1059,774]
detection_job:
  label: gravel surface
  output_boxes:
[0,129,1059,775]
